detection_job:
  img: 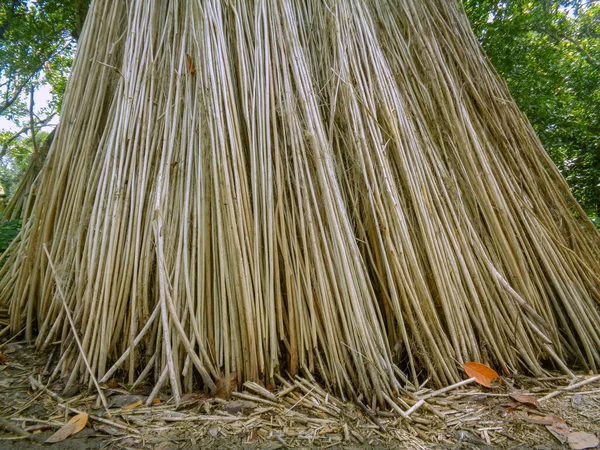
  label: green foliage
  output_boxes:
[0,131,47,199]
[462,0,600,217]
[0,1,77,119]
[0,0,89,203]
[0,219,20,254]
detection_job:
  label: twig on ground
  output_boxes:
[28,376,140,435]
[0,417,30,438]
[356,395,385,432]
[539,374,600,402]
[419,378,477,400]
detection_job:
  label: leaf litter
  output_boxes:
[568,431,600,450]
[45,413,88,443]
[0,346,599,449]
[509,392,541,409]
[463,362,501,389]
[1,0,600,409]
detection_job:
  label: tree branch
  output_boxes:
[0,75,32,116]
[560,33,599,68]
[0,0,24,41]
[539,23,600,69]
[0,113,56,159]
[0,40,71,115]
[28,85,40,157]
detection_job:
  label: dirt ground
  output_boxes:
[0,343,599,449]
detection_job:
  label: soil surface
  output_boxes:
[0,343,599,449]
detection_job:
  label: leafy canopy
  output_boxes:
[462,0,600,218]
[0,0,88,199]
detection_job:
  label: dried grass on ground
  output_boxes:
[0,0,599,407]
[1,346,599,449]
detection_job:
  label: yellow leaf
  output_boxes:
[45,412,88,443]
[122,400,143,411]
[68,412,88,434]
[463,362,500,388]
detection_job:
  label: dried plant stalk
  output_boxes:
[1,0,599,401]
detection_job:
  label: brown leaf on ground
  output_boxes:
[216,372,238,399]
[45,422,77,443]
[105,378,120,388]
[462,362,500,388]
[509,392,540,409]
[544,415,570,444]
[45,412,88,443]
[68,412,88,433]
[568,431,599,450]
[1,343,20,354]
[501,405,520,417]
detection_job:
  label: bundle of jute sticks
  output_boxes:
[1,0,599,404]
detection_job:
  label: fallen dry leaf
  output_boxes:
[502,406,518,416]
[545,415,570,444]
[67,412,88,433]
[1,343,19,354]
[122,400,143,411]
[45,412,88,443]
[463,362,500,388]
[46,422,77,443]
[568,432,599,450]
[509,392,540,409]
[216,372,238,399]
[0,353,6,363]
[105,378,120,389]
